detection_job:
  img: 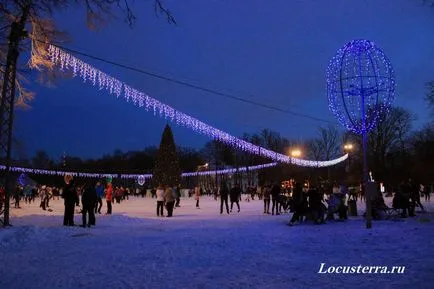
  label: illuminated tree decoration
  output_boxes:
[326,39,396,134]
[137,175,146,186]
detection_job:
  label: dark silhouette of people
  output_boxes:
[13,185,21,208]
[63,177,78,226]
[393,181,410,218]
[288,182,304,226]
[230,184,241,213]
[308,185,326,224]
[271,183,280,215]
[175,185,181,207]
[219,180,229,214]
[81,182,97,227]
[165,185,175,217]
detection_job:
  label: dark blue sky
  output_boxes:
[14,0,434,160]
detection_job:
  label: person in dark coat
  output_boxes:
[175,185,181,207]
[308,185,326,224]
[230,184,241,213]
[81,182,98,227]
[393,181,410,218]
[288,182,304,226]
[13,184,21,208]
[407,179,418,217]
[219,180,230,214]
[63,177,79,226]
[271,183,280,215]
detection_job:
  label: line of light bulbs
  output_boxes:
[46,44,348,168]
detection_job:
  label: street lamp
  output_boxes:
[290,149,302,158]
[344,143,354,152]
[343,143,354,177]
[197,163,209,188]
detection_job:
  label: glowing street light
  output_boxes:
[290,149,302,158]
[344,143,354,152]
[197,163,209,170]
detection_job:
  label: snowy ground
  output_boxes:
[1,195,434,289]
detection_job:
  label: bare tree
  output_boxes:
[306,139,322,161]
[0,0,175,107]
[426,81,434,117]
[316,125,341,160]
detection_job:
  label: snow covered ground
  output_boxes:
[1,195,434,289]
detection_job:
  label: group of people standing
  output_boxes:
[218,181,242,214]
[155,185,182,217]
[62,176,113,227]
[393,178,427,218]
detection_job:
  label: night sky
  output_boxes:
[14,0,434,160]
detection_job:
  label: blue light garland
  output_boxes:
[326,39,395,134]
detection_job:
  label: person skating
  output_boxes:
[414,183,425,211]
[95,182,104,214]
[393,181,410,218]
[263,185,271,214]
[63,176,78,226]
[288,182,304,226]
[425,184,431,202]
[308,184,326,224]
[156,185,165,217]
[105,181,113,215]
[13,184,21,209]
[175,185,181,207]
[230,184,241,213]
[81,182,97,227]
[271,183,280,215]
[194,187,201,209]
[39,185,48,211]
[165,185,175,217]
[219,180,230,214]
[407,179,418,217]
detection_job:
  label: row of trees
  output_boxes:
[14,106,434,186]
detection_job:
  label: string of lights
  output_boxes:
[46,44,348,167]
[0,162,279,179]
[45,44,348,167]
[39,40,330,123]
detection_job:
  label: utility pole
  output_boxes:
[0,4,30,226]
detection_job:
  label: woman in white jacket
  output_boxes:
[156,185,165,217]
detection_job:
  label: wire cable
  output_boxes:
[42,40,331,123]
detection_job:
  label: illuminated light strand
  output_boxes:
[326,39,395,135]
[0,162,280,179]
[46,45,348,167]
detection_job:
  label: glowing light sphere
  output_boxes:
[327,39,395,134]
[137,175,146,186]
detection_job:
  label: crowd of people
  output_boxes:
[0,175,431,228]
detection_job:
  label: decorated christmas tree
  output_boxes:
[152,124,181,187]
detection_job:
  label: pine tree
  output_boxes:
[152,124,181,187]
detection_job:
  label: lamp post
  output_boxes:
[343,143,353,172]
[343,143,354,186]
[197,163,208,188]
[288,148,302,182]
